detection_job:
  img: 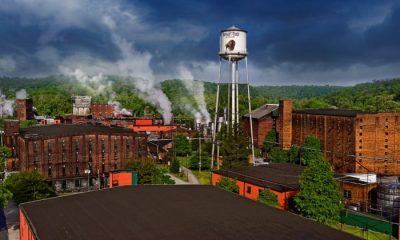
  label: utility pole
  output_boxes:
[199,135,202,172]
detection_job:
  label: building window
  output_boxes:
[102,163,105,173]
[344,190,352,199]
[246,186,252,194]
[75,140,79,162]
[48,166,52,177]
[62,165,66,176]
[88,140,93,162]
[76,166,79,175]
[114,142,118,160]
[101,139,106,161]
[385,145,388,149]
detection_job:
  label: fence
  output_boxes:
[340,209,396,239]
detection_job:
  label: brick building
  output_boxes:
[91,103,114,119]
[212,163,304,210]
[243,104,278,148]
[243,100,400,175]
[16,99,34,121]
[3,122,147,191]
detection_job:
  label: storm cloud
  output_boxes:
[0,0,399,85]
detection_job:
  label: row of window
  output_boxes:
[47,163,118,177]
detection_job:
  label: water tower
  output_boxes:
[211,26,255,167]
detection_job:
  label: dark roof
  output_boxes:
[19,124,137,139]
[214,163,305,192]
[293,108,373,117]
[244,104,279,119]
[148,139,173,147]
[21,185,357,240]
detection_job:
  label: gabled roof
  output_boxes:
[243,104,279,119]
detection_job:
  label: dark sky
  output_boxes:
[0,0,399,85]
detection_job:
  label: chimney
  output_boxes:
[16,99,34,121]
[279,100,292,150]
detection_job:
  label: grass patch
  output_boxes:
[176,156,190,168]
[330,223,395,240]
[171,172,189,182]
[191,170,211,185]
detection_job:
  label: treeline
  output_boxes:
[2,76,400,119]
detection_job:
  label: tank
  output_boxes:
[219,26,247,61]
[377,183,400,221]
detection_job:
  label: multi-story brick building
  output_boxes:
[244,100,400,175]
[3,121,147,191]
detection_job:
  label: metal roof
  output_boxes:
[214,163,305,192]
[20,185,357,240]
[19,124,136,139]
[243,104,279,119]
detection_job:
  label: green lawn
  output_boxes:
[331,224,394,240]
[191,170,211,185]
[171,172,189,182]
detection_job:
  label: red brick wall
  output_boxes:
[292,113,356,173]
[17,132,139,181]
[243,117,274,148]
[278,100,292,150]
[20,209,36,240]
[91,104,114,119]
[354,113,400,175]
[212,173,297,210]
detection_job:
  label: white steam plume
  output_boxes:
[0,90,14,118]
[102,15,172,123]
[16,89,27,99]
[107,93,132,117]
[177,65,211,123]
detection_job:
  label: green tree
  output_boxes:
[263,129,278,152]
[189,149,210,170]
[0,184,12,208]
[20,120,37,128]
[0,146,11,173]
[301,136,321,166]
[125,159,175,184]
[294,147,342,224]
[269,147,288,163]
[169,158,181,174]
[216,177,239,193]
[219,124,250,169]
[258,189,278,207]
[3,171,57,204]
[174,134,191,156]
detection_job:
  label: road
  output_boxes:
[0,201,19,240]
[181,167,200,184]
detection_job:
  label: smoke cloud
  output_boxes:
[177,65,211,123]
[16,89,27,99]
[0,90,14,118]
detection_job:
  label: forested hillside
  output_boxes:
[2,76,400,118]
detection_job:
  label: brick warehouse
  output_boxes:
[3,121,147,191]
[243,100,400,175]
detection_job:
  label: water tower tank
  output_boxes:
[219,26,247,61]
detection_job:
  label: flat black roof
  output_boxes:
[20,124,138,139]
[21,185,357,240]
[214,163,304,192]
[293,108,373,117]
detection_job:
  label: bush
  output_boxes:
[216,177,239,193]
[125,158,175,185]
[189,150,210,170]
[258,189,278,207]
[170,158,180,174]
[269,147,289,163]
[4,171,56,204]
